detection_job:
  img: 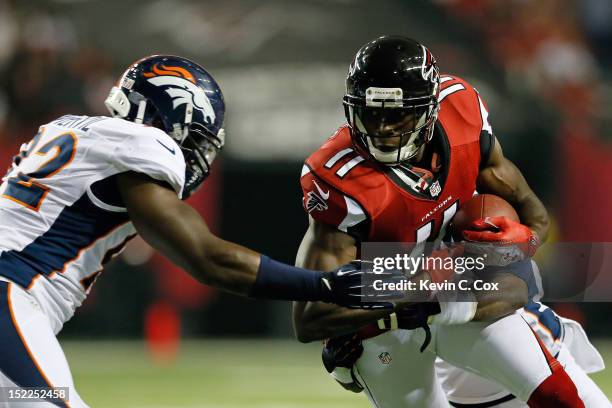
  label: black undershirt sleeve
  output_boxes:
[479,131,495,169]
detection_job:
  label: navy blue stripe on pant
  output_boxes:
[449,394,517,407]
[0,281,68,407]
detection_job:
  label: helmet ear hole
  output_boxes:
[104,87,131,118]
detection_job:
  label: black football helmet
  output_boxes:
[105,55,225,198]
[343,36,440,165]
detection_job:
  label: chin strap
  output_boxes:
[396,163,434,193]
[394,149,442,195]
[134,100,147,124]
[430,151,441,172]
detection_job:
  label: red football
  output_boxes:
[450,194,519,240]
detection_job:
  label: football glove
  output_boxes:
[319,260,406,309]
[376,302,441,352]
[322,333,364,393]
[462,216,539,265]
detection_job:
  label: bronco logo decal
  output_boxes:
[144,64,216,124]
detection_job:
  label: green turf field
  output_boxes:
[64,339,612,407]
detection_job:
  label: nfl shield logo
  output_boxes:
[378,352,392,365]
[429,180,441,197]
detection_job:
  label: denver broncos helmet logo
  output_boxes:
[144,64,216,124]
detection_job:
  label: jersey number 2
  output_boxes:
[2,131,77,211]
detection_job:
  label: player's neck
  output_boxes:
[411,134,443,174]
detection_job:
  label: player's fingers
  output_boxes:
[351,302,394,310]
[486,216,510,226]
[466,218,502,232]
[341,339,356,350]
[462,229,501,242]
[465,219,493,231]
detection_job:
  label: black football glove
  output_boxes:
[376,302,441,352]
[319,260,406,309]
[322,333,364,393]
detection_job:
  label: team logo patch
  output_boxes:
[378,352,392,365]
[305,180,329,213]
[429,180,441,197]
[144,63,216,124]
[421,45,438,84]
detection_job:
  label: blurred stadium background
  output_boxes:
[0,0,611,406]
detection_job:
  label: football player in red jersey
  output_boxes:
[293,36,605,407]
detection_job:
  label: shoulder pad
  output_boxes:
[438,74,493,144]
[89,118,186,197]
[305,126,370,188]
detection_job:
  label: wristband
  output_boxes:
[250,255,323,301]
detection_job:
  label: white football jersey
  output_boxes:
[0,115,185,333]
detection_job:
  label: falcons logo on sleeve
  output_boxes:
[305,180,329,213]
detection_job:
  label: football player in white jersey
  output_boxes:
[0,55,399,407]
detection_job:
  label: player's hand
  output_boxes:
[322,333,364,393]
[2,144,27,182]
[319,260,406,309]
[376,303,440,352]
[422,244,464,283]
[377,302,441,331]
[462,216,539,264]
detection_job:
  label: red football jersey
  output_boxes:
[300,75,492,246]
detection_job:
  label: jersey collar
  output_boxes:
[381,121,451,200]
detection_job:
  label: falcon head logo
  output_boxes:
[306,191,328,213]
[305,180,330,213]
[144,64,216,124]
[420,45,438,85]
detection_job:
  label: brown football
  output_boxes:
[450,194,519,240]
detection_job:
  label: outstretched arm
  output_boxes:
[117,172,367,305]
[119,172,259,295]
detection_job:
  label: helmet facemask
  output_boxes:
[149,101,225,198]
[180,122,225,197]
[344,91,439,166]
